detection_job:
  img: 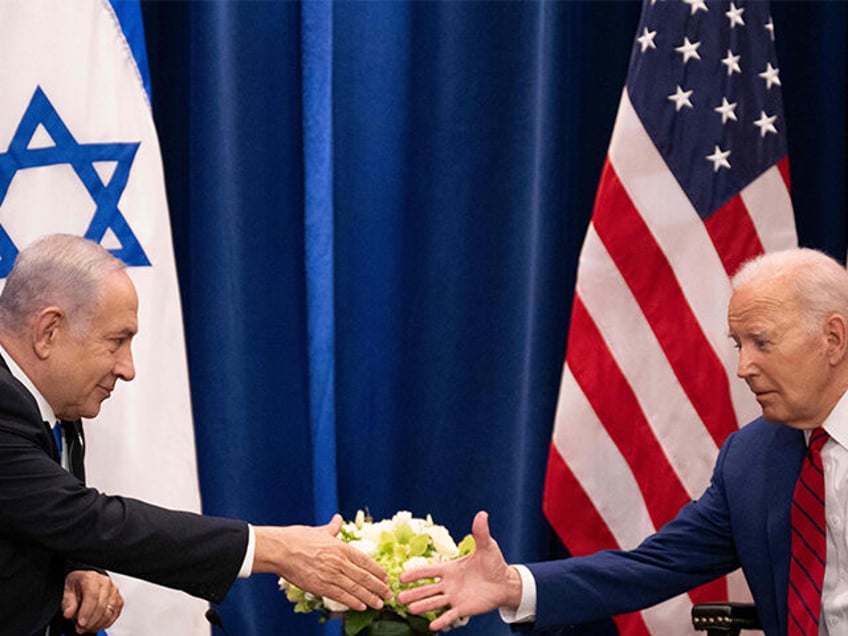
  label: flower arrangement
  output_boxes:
[280,510,475,636]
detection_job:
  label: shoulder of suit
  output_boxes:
[0,362,47,442]
[726,416,802,455]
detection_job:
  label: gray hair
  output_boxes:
[0,234,126,337]
[732,247,848,334]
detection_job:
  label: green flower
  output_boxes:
[280,510,474,634]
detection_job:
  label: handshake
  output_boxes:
[275,510,513,633]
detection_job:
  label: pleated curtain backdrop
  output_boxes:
[140,2,848,635]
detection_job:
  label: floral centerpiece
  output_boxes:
[280,510,475,636]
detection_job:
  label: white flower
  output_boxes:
[322,597,349,613]
[425,524,459,559]
[402,556,429,572]
[281,509,475,631]
[359,519,393,543]
[392,510,413,524]
[348,538,377,557]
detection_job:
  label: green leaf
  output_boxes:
[394,522,414,544]
[457,534,475,556]
[368,621,412,636]
[344,609,378,636]
[406,614,432,634]
[409,534,431,557]
[377,531,398,556]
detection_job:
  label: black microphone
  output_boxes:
[205,608,234,636]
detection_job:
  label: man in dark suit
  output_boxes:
[0,234,390,635]
[399,247,848,635]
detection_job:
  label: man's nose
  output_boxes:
[115,347,135,382]
[736,346,755,378]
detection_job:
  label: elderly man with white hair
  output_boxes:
[401,247,848,636]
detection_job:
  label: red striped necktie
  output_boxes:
[788,427,829,635]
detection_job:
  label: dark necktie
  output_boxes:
[788,427,829,635]
[61,420,86,482]
[50,420,85,482]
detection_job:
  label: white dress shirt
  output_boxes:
[819,391,848,634]
[502,390,848,632]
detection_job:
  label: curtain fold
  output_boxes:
[302,0,339,530]
[140,2,848,635]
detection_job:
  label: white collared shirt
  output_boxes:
[819,391,848,634]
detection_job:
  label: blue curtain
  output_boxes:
[140,2,848,635]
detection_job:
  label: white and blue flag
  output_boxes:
[0,1,207,634]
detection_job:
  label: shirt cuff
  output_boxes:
[238,524,256,578]
[498,564,537,624]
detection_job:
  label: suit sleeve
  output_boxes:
[526,431,743,631]
[0,414,248,603]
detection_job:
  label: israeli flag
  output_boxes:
[0,1,207,634]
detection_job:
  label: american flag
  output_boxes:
[542,1,796,633]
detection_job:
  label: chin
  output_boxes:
[78,405,103,419]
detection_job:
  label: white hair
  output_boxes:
[732,247,848,334]
[0,234,126,337]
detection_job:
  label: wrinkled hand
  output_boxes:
[62,570,123,634]
[397,511,522,631]
[254,514,391,611]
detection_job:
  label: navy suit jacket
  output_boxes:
[526,417,806,636]
[0,356,249,635]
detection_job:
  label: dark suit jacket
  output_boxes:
[0,356,249,635]
[526,417,806,636]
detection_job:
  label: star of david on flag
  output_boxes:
[0,1,207,633]
[0,86,150,276]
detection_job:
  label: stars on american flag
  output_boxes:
[706,145,732,172]
[765,16,775,40]
[759,62,781,89]
[725,2,745,28]
[714,98,738,124]
[637,27,658,52]
[675,37,702,63]
[544,4,796,635]
[721,50,742,76]
[754,111,778,137]
[630,0,787,212]
[683,0,708,15]
[668,85,694,111]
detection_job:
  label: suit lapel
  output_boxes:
[765,426,806,633]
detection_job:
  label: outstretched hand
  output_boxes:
[254,514,391,612]
[397,511,523,631]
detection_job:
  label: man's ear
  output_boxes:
[32,307,65,360]
[825,313,848,365]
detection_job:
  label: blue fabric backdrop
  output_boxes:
[140,2,848,635]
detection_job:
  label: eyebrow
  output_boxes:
[110,327,137,338]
